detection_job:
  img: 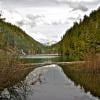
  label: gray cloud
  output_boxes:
[68,15,82,23]
[1,0,100,11]
[47,21,63,26]
[71,4,88,12]
[1,0,100,44]
[16,20,24,26]
[1,0,59,7]
[16,19,35,28]
[27,14,45,27]
[16,20,35,28]
[43,20,69,26]
[0,1,3,9]
[16,14,44,27]
[52,22,61,25]
[26,14,44,21]
[56,0,88,11]
[81,0,100,5]
[56,0,100,11]
[51,21,70,26]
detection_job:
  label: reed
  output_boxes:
[0,56,33,91]
[60,54,100,98]
[85,53,100,73]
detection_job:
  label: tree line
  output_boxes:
[51,8,100,61]
[0,14,44,55]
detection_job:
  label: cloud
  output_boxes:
[68,14,82,21]
[16,20,24,26]
[81,0,100,5]
[16,14,44,27]
[1,0,59,8]
[0,1,3,9]
[0,6,90,44]
[52,22,62,25]
[1,0,100,44]
[26,14,45,26]
[71,4,88,11]
[1,9,22,23]
[56,0,88,11]
[27,14,44,20]
[16,19,32,27]
[56,0,100,11]
[0,1,1,5]
[1,0,100,10]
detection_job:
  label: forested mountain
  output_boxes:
[51,8,100,60]
[0,14,44,55]
[0,7,100,59]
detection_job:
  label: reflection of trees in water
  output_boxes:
[61,64,100,98]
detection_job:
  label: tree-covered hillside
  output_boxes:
[0,15,44,55]
[51,8,100,60]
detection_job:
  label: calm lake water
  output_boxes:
[1,55,99,100]
[20,54,69,63]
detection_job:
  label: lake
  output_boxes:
[20,54,71,63]
[0,55,100,100]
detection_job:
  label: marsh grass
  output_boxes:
[0,56,34,91]
[85,53,100,73]
[60,54,100,98]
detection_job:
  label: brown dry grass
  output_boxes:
[85,53,100,73]
[0,57,34,91]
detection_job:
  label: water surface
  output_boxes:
[23,64,98,100]
[1,64,99,100]
[1,55,99,100]
[20,54,69,63]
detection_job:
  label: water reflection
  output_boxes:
[20,55,69,63]
[20,55,100,99]
[2,64,98,100]
[60,64,100,99]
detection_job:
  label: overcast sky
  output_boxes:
[0,0,100,44]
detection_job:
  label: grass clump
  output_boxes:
[0,56,34,91]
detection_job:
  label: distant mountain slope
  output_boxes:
[51,8,100,60]
[0,17,44,55]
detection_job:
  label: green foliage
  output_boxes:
[51,8,100,60]
[0,16,44,55]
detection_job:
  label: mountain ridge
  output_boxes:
[50,7,100,60]
[0,17,45,56]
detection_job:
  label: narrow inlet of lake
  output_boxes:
[1,64,99,100]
